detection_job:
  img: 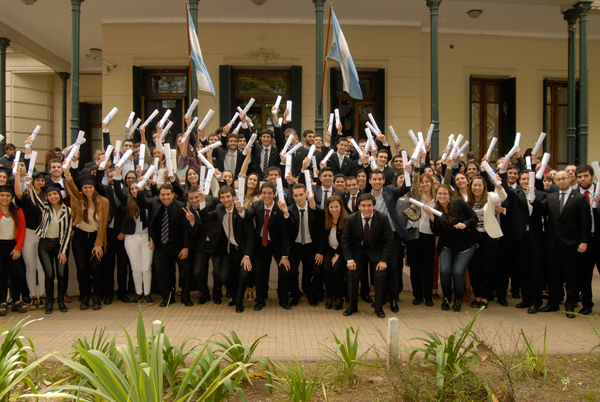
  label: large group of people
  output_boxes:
[0,104,596,319]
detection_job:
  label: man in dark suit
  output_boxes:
[249,129,280,180]
[312,167,344,210]
[241,181,292,310]
[341,193,393,318]
[136,183,193,307]
[193,186,255,313]
[343,176,362,214]
[214,133,245,178]
[539,170,592,318]
[288,183,323,306]
[327,137,358,177]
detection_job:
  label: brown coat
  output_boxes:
[65,176,110,248]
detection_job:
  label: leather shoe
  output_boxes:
[213,298,222,305]
[470,300,480,308]
[497,297,509,306]
[184,301,193,307]
[279,301,292,310]
[512,291,521,299]
[236,305,244,313]
[452,300,463,312]
[376,311,385,318]
[118,294,131,303]
[309,298,318,307]
[92,295,102,310]
[527,305,539,314]
[579,306,593,315]
[325,298,333,309]
[159,300,170,307]
[441,301,450,311]
[198,297,210,305]
[361,295,373,303]
[425,300,434,307]
[254,301,265,311]
[58,301,68,312]
[343,307,355,316]
[80,295,89,310]
[539,304,559,312]
[515,301,529,309]
[45,302,53,314]
[334,299,344,310]
[566,310,576,319]
[228,300,236,307]
[390,300,399,312]
[104,295,113,305]
[412,298,422,306]
[290,296,301,306]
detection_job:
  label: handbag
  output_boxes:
[404,227,421,242]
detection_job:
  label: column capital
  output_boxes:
[57,72,70,82]
[575,0,593,17]
[313,0,326,7]
[426,0,442,10]
[0,38,10,51]
[563,8,579,27]
[188,0,199,11]
[70,0,84,7]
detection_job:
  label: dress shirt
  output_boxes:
[321,186,333,209]
[222,208,238,247]
[347,191,359,213]
[225,150,237,174]
[373,191,395,233]
[295,203,312,244]
[579,184,595,233]
[261,145,272,169]
[260,205,273,242]
[328,227,339,249]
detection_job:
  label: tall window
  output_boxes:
[470,79,503,162]
[543,80,569,169]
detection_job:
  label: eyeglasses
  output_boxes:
[554,177,569,182]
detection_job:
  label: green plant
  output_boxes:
[210,328,267,365]
[72,326,123,369]
[521,326,548,384]
[320,324,375,384]
[266,355,324,402]
[407,307,483,396]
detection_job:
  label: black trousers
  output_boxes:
[290,241,318,299]
[547,241,580,310]
[221,246,249,307]
[192,244,213,299]
[515,233,544,308]
[496,237,516,298]
[347,250,386,313]
[153,241,191,303]
[38,238,68,303]
[254,241,288,303]
[72,228,102,297]
[407,233,435,302]
[387,232,405,301]
[579,235,597,309]
[469,233,499,301]
[0,240,27,304]
[102,228,130,297]
[322,246,346,300]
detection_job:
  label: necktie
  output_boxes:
[363,216,371,246]
[227,211,232,253]
[585,190,591,205]
[161,206,170,245]
[339,156,343,168]
[323,189,329,209]
[113,186,121,207]
[262,209,270,247]
[300,209,306,245]
[559,192,566,213]
[263,148,269,179]
[351,196,356,213]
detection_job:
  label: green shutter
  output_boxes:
[377,68,385,131]
[290,65,302,133]
[132,66,144,143]
[78,102,91,164]
[330,67,338,115]
[501,78,516,155]
[219,65,233,126]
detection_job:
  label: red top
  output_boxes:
[0,208,26,252]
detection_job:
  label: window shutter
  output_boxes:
[377,68,386,132]
[330,67,338,115]
[219,65,233,126]
[501,78,516,155]
[132,66,144,143]
[290,65,302,134]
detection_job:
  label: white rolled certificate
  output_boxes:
[532,132,546,156]
[369,156,378,170]
[417,131,424,144]
[276,177,285,203]
[592,161,600,207]
[185,99,200,119]
[457,140,470,156]
[198,109,215,130]
[11,151,21,175]
[25,125,41,149]
[499,144,519,171]
[128,118,142,138]
[138,144,146,170]
[528,172,536,195]
[525,156,532,170]
[328,113,334,130]
[410,140,424,162]
[409,198,443,217]
[365,122,377,135]
[389,126,399,142]
[229,112,239,126]
[181,116,199,143]
[141,109,159,130]
[102,107,119,126]
[76,130,86,145]
[203,168,214,195]
[231,122,241,134]
[273,95,282,111]
[115,149,133,169]
[535,153,551,180]
[368,113,380,132]
[99,145,113,170]
[408,130,418,146]
[481,161,500,186]
[441,134,455,161]
[137,165,156,189]
[322,149,335,165]
[286,100,292,122]
[62,146,79,170]
[278,117,283,127]
[163,143,173,177]
[334,109,340,126]
[401,150,411,187]
[113,140,122,163]
[285,142,302,156]
[197,150,212,167]
[454,134,464,150]
[304,170,314,197]
[426,123,435,144]
[350,139,360,152]
[243,98,256,115]
[159,121,174,142]
[285,154,292,178]
[200,166,206,188]
[281,134,294,155]
[514,132,521,146]
[307,144,316,161]
[125,112,135,130]
[312,156,318,177]
[243,133,257,156]
[153,157,159,182]
[198,141,222,155]
[26,151,37,177]
[486,137,498,159]
[158,110,171,128]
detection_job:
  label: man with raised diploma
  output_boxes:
[0,143,17,169]
[341,193,393,318]
[310,167,343,211]
[343,176,363,214]
[214,133,244,178]
[326,137,357,177]
[292,130,324,178]
[245,128,279,180]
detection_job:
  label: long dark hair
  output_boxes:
[7,199,20,228]
[185,167,200,193]
[325,195,348,230]
[467,176,489,208]
[81,187,102,224]
[126,185,140,220]
[435,184,455,224]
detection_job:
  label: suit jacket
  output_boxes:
[362,184,411,238]
[292,146,323,177]
[198,202,254,257]
[505,186,547,245]
[244,200,291,256]
[135,192,191,249]
[327,153,358,177]
[541,189,592,247]
[250,143,279,177]
[341,210,393,264]
[214,147,245,178]
[188,195,220,254]
[344,190,364,214]
[288,204,324,249]
[312,186,344,210]
[318,222,344,256]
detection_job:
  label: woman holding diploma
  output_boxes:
[425,184,478,311]
[64,163,110,311]
[466,175,507,308]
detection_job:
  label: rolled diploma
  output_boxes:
[115,149,133,169]
[410,140,424,162]
[306,144,316,161]
[366,122,377,135]
[328,113,334,130]
[514,132,521,146]
[532,132,546,156]
[200,166,206,188]
[389,126,399,142]
[525,156,532,170]
[304,170,314,197]
[182,116,199,143]
[158,110,171,128]
[458,141,470,156]
[285,154,292,178]
[528,172,536,196]
[113,140,122,163]
[197,150,212,167]
[137,165,156,189]
[426,123,435,144]
[368,113,380,132]
[281,134,294,155]
[369,156,378,170]
[198,141,222,155]
[441,134,455,161]
[160,121,174,141]
[203,168,214,195]
[285,142,302,156]
[417,131,424,144]
[286,100,292,122]
[592,161,600,207]
[185,99,200,119]
[236,107,250,129]
[75,130,86,145]
[365,128,376,151]
[198,109,215,130]
[312,156,318,177]
[138,144,145,169]
[334,109,340,126]
[163,144,173,177]
[402,150,411,187]
[453,134,464,150]
[322,149,335,165]
[535,153,551,180]
[229,112,239,126]
[11,151,21,175]
[273,177,284,203]
[102,107,119,126]
[125,112,135,130]
[27,151,37,177]
[273,95,282,112]
[408,130,418,146]
[128,118,142,137]
[62,145,79,170]
[350,139,360,152]
[499,144,519,171]
[99,145,113,170]
[409,198,443,217]
[242,133,257,156]
[25,125,41,149]
[141,109,159,129]
[153,157,159,181]
[486,137,498,159]
[278,117,283,127]
[481,161,500,186]
[242,97,256,115]
[233,122,242,134]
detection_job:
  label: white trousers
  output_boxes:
[23,228,44,296]
[124,234,153,296]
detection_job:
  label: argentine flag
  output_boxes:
[187,8,215,98]
[327,9,362,100]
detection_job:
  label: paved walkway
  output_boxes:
[4,267,600,362]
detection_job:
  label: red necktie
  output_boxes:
[262,209,270,247]
[585,190,591,205]
[351,196,356,212]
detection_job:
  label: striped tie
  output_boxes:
[263,148,269,179]
[161,206,170,245]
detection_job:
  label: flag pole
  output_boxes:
[186,3,195,105]
[320,4,332,103]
